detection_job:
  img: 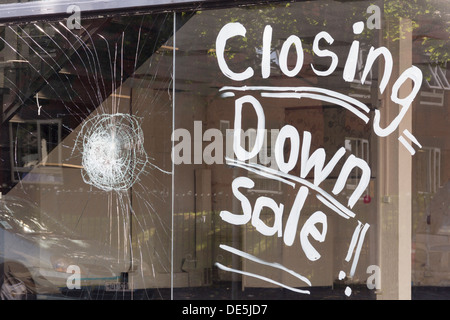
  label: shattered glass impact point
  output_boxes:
[76,113,149,191]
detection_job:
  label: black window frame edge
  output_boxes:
[0,0,293,24]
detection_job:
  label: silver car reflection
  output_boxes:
[0,195,152,300]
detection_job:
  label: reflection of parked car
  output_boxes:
[0,195,152,299]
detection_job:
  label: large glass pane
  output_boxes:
[0,0,448,301]
[173,0,450,300]
[173,1,380,300]
[0,12,174,299]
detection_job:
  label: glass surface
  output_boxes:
[0,13,175,299]
[0,0,448,300]
[173,1,381,300]
[173,0,450,300]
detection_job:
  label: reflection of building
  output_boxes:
[0,0,447,300]
[411,17,450,286]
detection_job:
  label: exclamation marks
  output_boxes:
[338,271,352,297]
[398,129,422,155]
[339,221,370,297]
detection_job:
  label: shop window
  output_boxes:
[0,0,447,301]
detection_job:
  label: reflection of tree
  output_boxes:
[190,2,332,62]
[192,0,449,65]
[384,0,449,64]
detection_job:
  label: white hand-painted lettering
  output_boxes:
[274,125,300,173]
[311,31,338,77]
[226,156,356,218]
[35,93,43,115]
[283,186,309,246]
[233,96,265,161]
[345,221,370,277]
[279,35,304,77]
[211,12,423,296]
[216,244,312,294]
[373,66,423,137]
[300,211,328,261]
[252,196,284,237]
[215,21,423,150]
[216,22,254,81]
[261,25,273,79]
[219,176,254,225]
[343,22,365,83]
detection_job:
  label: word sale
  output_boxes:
[220,94,371,261]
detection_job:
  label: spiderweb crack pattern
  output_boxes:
[75,113,149,192]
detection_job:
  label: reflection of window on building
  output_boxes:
[9,119,61,183]
[345,137,369,191]
[416,147,441,194]
[420,61,450,107]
